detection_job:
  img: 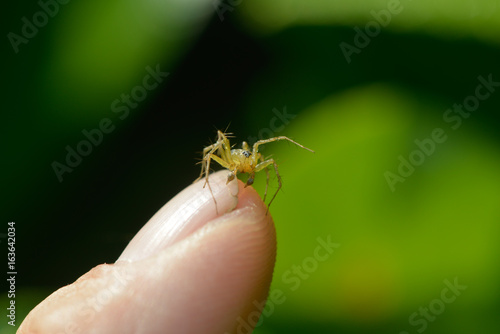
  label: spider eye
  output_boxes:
[243,150,251,158]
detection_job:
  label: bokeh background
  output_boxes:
[2,0,500,333]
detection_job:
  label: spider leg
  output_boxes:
[252,136,314,155]
[195,130,238,214]
[208,154,232,170]
[254,158,281,214]
[263,167,270,202]
[217,130,233,162]
[193,136,227,214]
[196,132,231,185]
[195,130,233,183]
[203,150,234,215]
[252,153,269,201]
[194,142,221,183]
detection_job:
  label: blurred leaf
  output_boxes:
[240,0,500,45]
[41,0,214,123]
[252,84,500,331]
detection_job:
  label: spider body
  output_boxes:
[229,148,254,174]
[195,130,314,213]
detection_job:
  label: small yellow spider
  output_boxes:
[195,130,314,213]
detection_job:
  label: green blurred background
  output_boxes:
[2,0,500,333]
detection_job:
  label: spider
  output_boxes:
[195,130,314,214]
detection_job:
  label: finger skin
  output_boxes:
[19,171,276,334]
[117,170,241,263]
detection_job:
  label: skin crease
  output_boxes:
[19,171,277,334]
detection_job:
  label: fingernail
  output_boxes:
[117,170,239,263]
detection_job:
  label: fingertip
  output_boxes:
[117,170,239,262]
[19,172,277,334]
[139,190,276,333]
